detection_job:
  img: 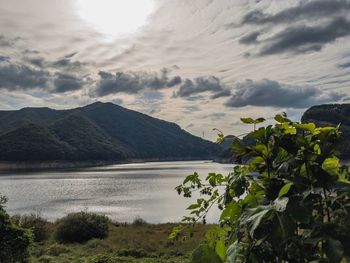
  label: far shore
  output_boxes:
[0,157,215,172]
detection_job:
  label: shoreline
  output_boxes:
[0,157,215,172]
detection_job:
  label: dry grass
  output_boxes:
[29,221,210,263]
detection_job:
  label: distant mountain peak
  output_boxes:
[0,102,220,162]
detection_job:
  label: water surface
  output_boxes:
[0,161,233,223]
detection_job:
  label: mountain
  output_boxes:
[0,102,220,162]
[302,103,350,160]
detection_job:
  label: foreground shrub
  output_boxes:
[0,195,33,263]
[54,212,109,243]
[85,254,119,263]
[117,248,149,258]
[132,217,147,226]
[15,213,50,241]
[46,243,70,256]
[175,115,350,262]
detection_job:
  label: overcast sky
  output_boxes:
[0,0,350,139]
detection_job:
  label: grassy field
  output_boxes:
[29,220,209,263]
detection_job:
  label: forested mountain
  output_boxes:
[302,103,350,160]
[0,102,220,162]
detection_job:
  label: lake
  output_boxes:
[0,161,233,223]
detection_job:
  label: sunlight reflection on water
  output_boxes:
[0,161,233,223]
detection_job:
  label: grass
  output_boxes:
[29,220,210,263]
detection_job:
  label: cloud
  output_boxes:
[202,112,226,121]
[184,105,200,113]
[338,62,350,68]
[259,18,350,55]
[0,55,10,62]
[174,76,231,99]
[112,98,123,105]
[0,62,49,90]
[242,0,350,25]
[0,35,18,47]
[24,56,45,67]
[0,60,86,93]
[51,55,83,71]
[225,79,343,108]
[95,69,182,96]
[239,32,260,44]
[53,72,84,93]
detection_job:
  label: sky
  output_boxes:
[0,0,350,140]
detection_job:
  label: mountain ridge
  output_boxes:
[0,102,220,163]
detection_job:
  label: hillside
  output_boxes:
[302,103,350,160]
[0,102,220,162]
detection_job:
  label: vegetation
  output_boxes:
[14,213,51,242]
[0,195,32,263]
[27,218,208,263]
[0,102,219,162]
[54,212,109,243]
[175,114,350,262]
[302,103,350,160]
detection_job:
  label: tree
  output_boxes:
[174,114,350,262]
[0,195,32,263]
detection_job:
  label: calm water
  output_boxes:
[0,161,233,223]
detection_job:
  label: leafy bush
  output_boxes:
[132,217,147,226]
[85,254,119,263]
[15,213,50,241]
[0,195,33,263]
[175,114,350,262]
[117,248,149,258]
[46,243,70,256]
[54,212,109,243]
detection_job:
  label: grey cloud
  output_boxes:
[239,32,260,44]
[95,70,182,97]
[225,79,343,108]
[64,52,78,59]
[51,57,83,70]
[242,0,350,25]
[53,72,84,93]
[259,18,350,55]
[25,57,45,67]
[167,76,182,87]
[211,89,231,99]
[0,62,49,90]
[174,76,231,99]
[338,62,350,68]
[0,35,18,47]
[0,55,10,62]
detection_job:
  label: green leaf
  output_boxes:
[274,114,290,123]
[240,206,272,237]
[220,201,241,223]
[231,139,246,156]
[255,118,266,124]
[294,123,316,131]
[322,158,340,176]
[187,204,200,210]
[278,183,293,197]
[226,241,247,263]
[191,243,223,263]
[325,238,344,263]
[240,117,255,124]
[215,239,226,262]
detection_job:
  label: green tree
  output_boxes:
[0,195,32,263]
[174,115,350,262]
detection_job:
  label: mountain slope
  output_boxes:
[0,102,219,162]
[302,104,350,160]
